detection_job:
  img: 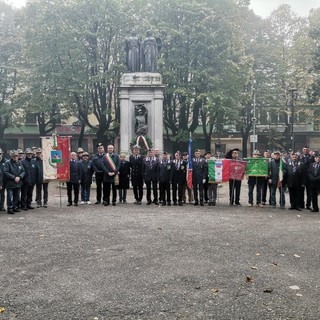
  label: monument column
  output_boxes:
[119,73,165,154]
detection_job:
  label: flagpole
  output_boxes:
[59,181,62,208]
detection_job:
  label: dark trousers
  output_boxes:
[67,182,79,204]
[159,181,171,203]
[300,184,312,208]
[208,184,218,203]
[311,187,319,211]
[193,183,204,203]
[0,187,5,209]
[145,180,158,202]
[7,188,20,209]
[104,182,117,204]
[288,185,302,209]
[118,189,127,202]
[95,173,105,202]
[21,183,35,208]
[229,180,241,204]
[133,184,143,201]
[248,178,263,204]
[203,181,209,202]
[36,183,48,205]
[172,181,184,204]
[80,183,91,202]
[270,183,285,207]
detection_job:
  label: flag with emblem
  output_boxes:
[208,159,230,182]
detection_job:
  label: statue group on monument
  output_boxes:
[125,30,162,73]
[134,104,148,135]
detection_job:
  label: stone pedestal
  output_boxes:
[119,72,164,154]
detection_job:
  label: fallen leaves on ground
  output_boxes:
[296,293,303,297]
[272,262,278,266]
[212,288,219,293]
[251,266,258,270]
[0,307,5,313]
[293,254,300,258]
[246,276,253,283]
[289,285,300,290]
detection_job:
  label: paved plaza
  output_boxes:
[1,182,320,319]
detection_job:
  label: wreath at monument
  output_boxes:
[130,135,153,156]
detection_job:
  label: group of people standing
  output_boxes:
[1,143,319,214]
[0,147,48,214]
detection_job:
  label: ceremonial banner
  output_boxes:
[244,158,268,176]
[56,136,70,181]
[41,135,70,181]
[208,159,230,182]
[229,160,246,181]
[187,138,193,189]
[278,158,285,187]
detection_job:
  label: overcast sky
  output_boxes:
[4,0,320,17]
[249,0,319,17]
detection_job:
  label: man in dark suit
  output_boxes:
[284,152,306,211]
[192,149,208,206]
[158,151,172,206]
[171,151,187,206]
[142,149,159,205]
[102,145,120,206]
[307,152,320,212]
[129,145,144,205]
[92,143,106,204]
[67,152,82,206]
[300,145,314,209]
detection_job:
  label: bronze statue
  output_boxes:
[134,104,148,135]
[141,30,161,72]
[125,30,140,72]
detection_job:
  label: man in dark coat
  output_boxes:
[117,153,131,203]
[307,152,320,212]
[21,148,37,210]
[158,151,172,206]
[226,148,242,206]
[142,149,159,205]
[284,152,306,211]
[92,143,106,204]
[0,148,8,211]
[35,148,49,208]
[79,152,94,204]
[101,145,120,206]
[171,151,187,206]
[300,145,314,209]
[129,145,144,205]
[67,152,82,206]
[268,151,285,209]
[4,150,25,214]
[192,149,208,206]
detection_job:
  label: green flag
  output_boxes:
[244,158,269,176]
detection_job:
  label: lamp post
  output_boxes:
[288,88,298,151]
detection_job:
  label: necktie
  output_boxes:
[293,162,296,174]
[315,163,319,175]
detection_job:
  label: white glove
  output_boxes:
[203,179,206,184]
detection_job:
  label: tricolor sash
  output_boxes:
[105,153,119,185]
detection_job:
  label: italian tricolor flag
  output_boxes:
[208,159,230,182]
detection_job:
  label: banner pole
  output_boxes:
[59,181,62,208]
[231,179,235,205]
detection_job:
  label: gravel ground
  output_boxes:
[0,182,320,320]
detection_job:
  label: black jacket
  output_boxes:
[4,159,25,188]
[21,157,37,185]
[80,160,94,184]
[69,160,82,184]
[158,160,172,183]
[142,157,158,182]
[171,159,187,184]
[129,155,144,186]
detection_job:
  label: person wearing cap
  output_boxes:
[262,150,272,205]
[17,149,25,161]
[307,152,320,212]
[31,147,37,159]
[171,151,186,206]
[247,150,264,208]
[101,145,120,206]
[3,150,25,214]
[225,148,242,206]
[92,143,106,204]
[192,149,207,206]
[0,148,8,211]
[283,152,306,211]
[67,152,82,206]
[142,149,159,205]
[35,148,49,208]
[268,151,285,209]
[20,148,37,210]
[130,145,144,205]
[158,151,172,206]
[77,147,84,161]
[79,152,94,204]
[117,153,131,204]
[300,145,314,209]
